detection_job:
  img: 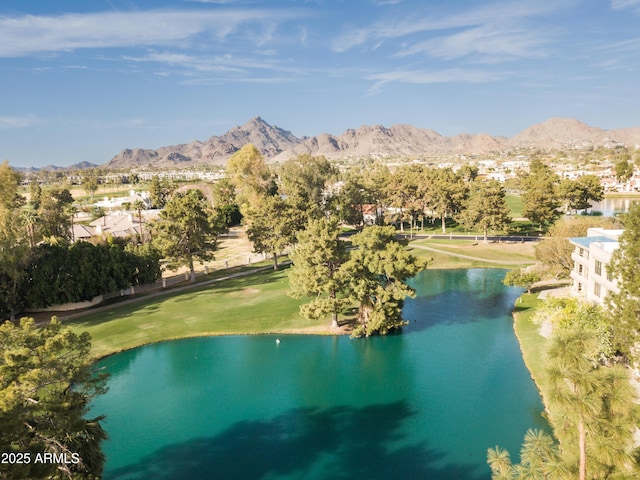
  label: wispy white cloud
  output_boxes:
[395,24,551,62]
[124,50,309,83]
[333,1,570,60]
[591,37,640,70]
[125,52,246,74]
[187,0,243,3]
[0,9,307,58]
[373,0,402,5]
[611,0,640,10]
[181,76,296,86]
[0,115,40,129]
[600,37,640,53]
[366,67,505,94]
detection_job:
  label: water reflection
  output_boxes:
[588,196,639,216]
[92,269,546,480]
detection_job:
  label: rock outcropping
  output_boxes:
[103,117,640,169]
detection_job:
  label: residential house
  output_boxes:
[92,190,151,211]
[71,223,96,242]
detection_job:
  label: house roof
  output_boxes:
[71,223,96,239]
[569,236,618,249]
[90,213,141,237]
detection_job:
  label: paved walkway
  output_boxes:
[410,243,535,265]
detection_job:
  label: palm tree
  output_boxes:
[21,207,39,247]
[132,198,146,244]
[487,446,514,480]
[66,204,78,242]
[518,429,562,480]
[546,328,637,480]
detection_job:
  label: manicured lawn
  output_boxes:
[410,248,517,269]
[67,237,539,359]
[69,268,319,359]
[410,238,536,267]
[512,293,550,410]
[506,194,523,218]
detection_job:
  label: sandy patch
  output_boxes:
[138,323,160,330]
[241,288,260,295]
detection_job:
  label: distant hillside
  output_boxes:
[16,161,98,173]
[104,117,302,169]
[102,117,640,169]
[508,118,627,149]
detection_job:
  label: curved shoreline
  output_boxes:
[510,292,556,437]
[63,249,534,360]
[93,326,351,361]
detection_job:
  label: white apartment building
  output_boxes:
[569,228,623,305]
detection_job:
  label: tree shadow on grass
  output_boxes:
[512,302,532,314]
[105,401,487,480]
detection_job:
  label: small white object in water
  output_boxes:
[276,339,280,345]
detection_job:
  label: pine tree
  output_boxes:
[343,226,427,337]
[288,217,348,328]
[421,168,467,234]
[607,202,640,363]
[457,179,511,242]
[245,196,306,269]
[520,160,559,229]
[152,189,219,281]
[546,329,637,480]
[0,318,108,479]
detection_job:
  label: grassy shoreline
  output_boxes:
[68,268,330,360]
[511,293,551,416]
[60,241,537,359]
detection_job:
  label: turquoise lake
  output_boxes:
[91,268,548,479]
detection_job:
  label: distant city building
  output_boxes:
[92,190,151,211]
[569,228,622,304]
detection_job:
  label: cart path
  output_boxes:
[53,263,290,323]
[410,243,536,265]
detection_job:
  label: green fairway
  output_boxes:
[66,238,538,359]
[69,268,321,359]
[506,194,523,218]
[409,238,536,268]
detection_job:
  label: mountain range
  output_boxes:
[97,117,640,170]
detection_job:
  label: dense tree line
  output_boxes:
[518,159,603,229]
[214,146,608,273]
[491,205,640,479]
[0,161,162,320]
[1,241,161,319]
[222,146,515,273]
[488,299,639,479]
[25,242,160,308]
[607,202,640,366]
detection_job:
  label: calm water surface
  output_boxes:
[91,269,547,479]
[588,196,638,216]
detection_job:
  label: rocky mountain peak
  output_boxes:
[102,117,640,169]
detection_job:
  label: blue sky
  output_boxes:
[1,0,640,168]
